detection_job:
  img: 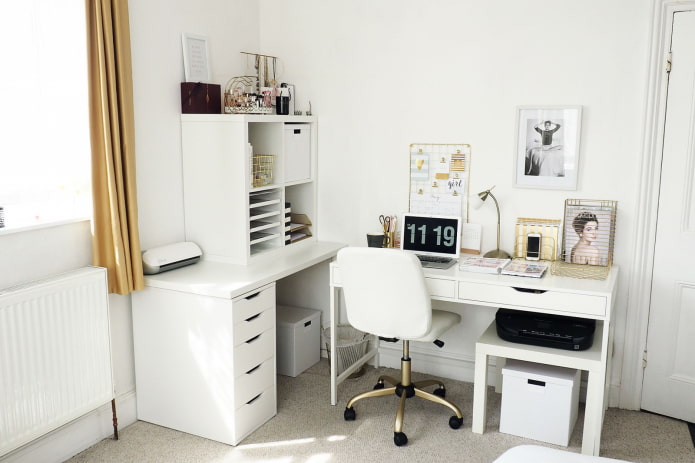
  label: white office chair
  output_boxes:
[337,247,464,446]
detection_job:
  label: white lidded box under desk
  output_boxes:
[276,305,321,377]
[500,359,581,446]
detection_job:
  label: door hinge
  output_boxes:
[642,350,648,368]
[666,52,672,73]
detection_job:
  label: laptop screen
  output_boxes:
[400,213,462,259]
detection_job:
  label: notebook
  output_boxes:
[400,213,462,269]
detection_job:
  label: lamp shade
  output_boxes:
[471,192,486,210]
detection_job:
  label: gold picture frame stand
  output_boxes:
[513,217,561,261]
[551,199,617,280]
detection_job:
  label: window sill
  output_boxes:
[0,217,91,236]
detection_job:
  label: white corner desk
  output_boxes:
[329,259,618,457]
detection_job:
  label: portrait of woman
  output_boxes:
[570,212,600,265]
[562,202,616,267]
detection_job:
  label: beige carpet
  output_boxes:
[67,359,695,462]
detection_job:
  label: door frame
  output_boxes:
[620,0,695,410]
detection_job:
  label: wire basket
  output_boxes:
[223,75,273,114]
[323,325,373,376]
[252,154,275,187]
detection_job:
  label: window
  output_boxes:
[0,1,91,230]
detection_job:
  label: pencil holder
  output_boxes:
[385,232,395,248]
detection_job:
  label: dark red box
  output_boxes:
[180,82,221,114]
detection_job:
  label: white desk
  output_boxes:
[329,260,618,457]
[133,241,345,445]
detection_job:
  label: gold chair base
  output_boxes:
[344,341,463,445]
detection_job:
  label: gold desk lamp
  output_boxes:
[472,185,511,259]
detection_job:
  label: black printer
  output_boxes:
[495,308,596,351]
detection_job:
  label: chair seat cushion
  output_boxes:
[413,309,461,343]
[493,445,632,463]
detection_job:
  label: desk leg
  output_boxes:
[581,367,605,456]
[472,346,489,434]
[330,284,338,406]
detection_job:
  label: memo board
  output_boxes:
[408,143,471,221]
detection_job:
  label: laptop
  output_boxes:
[400,213,462,269]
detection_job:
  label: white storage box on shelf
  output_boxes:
[276,305,321,377]
[283,123,311,183]
[500,359,581,446]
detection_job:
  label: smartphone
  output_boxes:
[526,233,541,260]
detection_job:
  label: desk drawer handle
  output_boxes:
[246,364,261,375]
[245,291,261,300]
[247,393,263,405]
[528,379,546,387]
[245,334,261,344]
[512,287,548,294]
[245,313,261,322]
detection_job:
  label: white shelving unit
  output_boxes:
[181,114,317,265]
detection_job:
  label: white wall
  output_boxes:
[130,0,260,249]
[0,221,138,463]
[256,0,652,394]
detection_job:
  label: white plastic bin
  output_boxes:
[276,305,321,377]
[500,359,581,446]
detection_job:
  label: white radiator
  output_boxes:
[0,267,114,457]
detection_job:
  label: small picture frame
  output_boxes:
[182,33,210,83]
[561,199,617,267]
[514,105,582,190]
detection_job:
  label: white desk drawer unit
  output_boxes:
[458,281,607,318]
[132,282,277,446]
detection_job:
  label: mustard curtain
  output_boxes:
[85,0,144,295]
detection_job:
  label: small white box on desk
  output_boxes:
[276,305,321,377]
[500,359,580,446]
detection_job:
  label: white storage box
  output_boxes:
[276,305,321,377]
[500,359,581,446]
[283,124,311,183]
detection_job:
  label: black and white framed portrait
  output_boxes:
[514,106,582,190]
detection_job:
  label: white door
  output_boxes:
[641,10,695,422]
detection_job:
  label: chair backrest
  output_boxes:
[336,247,432,340]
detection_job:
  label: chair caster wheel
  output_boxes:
[344,407,356,421]
[394,431,408,446]
[433,386,446,398]
[374,381,385,390]
[449,415,463,429]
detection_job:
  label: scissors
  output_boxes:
[379,215,391,233]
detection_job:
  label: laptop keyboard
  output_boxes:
[416,255,452,264]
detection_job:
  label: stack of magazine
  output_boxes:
[458,256,548,278]
[458,257,510,274]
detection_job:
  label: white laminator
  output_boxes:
[142,241,202,275]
